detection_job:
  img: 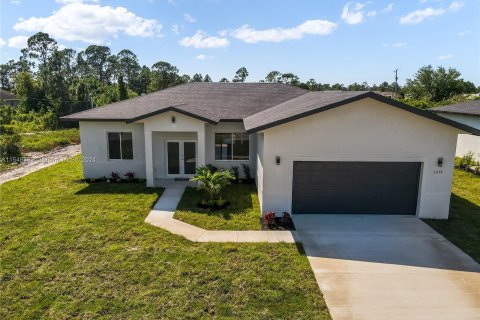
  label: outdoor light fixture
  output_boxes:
[171,116,176,124]
[275,156,281,165]
[437,157,443,167]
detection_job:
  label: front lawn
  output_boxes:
[0,157,330,319]
[423,169,480,263]
[174,184,262,230]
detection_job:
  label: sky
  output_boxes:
[0,0,479,85]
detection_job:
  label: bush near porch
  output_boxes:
[174,184,262,230]
[0,156,330,319]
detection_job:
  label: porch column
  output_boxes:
[197,125,206,167]
[144,129,154,187]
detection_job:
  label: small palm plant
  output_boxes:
[190,166,235,203]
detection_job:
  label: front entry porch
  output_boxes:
[145,129,206,187]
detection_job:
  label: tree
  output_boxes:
[203,74,212,82]
[14,71,40,112]
[232,67,248,82]
[118,75,128,101]
[219,77,229,82]
[116,49,140,87]
[280,73,299,85]
[0,60,21,90]
[191,73,203,82]
[22,33,58,90]
[80,45,112,83]
[136,65,151,94]
[265,71,282,83]
[403,65,467,102]
[148,61,179,91]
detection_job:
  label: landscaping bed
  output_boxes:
[174,184,262,230]
[0,156,330,319]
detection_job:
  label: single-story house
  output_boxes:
[430,100,480,160]
[61,83,480,219]
[0,89,19,107]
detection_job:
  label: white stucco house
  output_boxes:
[431,100,480,160]
[62,83,480,219]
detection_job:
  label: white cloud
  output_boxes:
[399,7,446,24]
[341,2,372,25]
[382,3,394,13]
[11,0,21,4]
[8,35,29,49]
[13,2,161,44]
[367,10,377,17]
[449,1,464,11]
[231,19,337,43]
[458,30,470,36]
[171,24,180,35]
[195,54,214,60]
[184,13,196,22]
[0,38,6,48]
[437,53,453,60]
[180,30,229,48]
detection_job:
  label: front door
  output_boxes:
[166,141,197,177]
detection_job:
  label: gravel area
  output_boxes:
[0,144,81,185]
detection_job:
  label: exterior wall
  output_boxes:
[435,113,480,160]
[256,133,265,208]
[205,122,257,178]
[258,98,462,219]
[79,121,146,178]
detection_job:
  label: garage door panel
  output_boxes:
[292,161,421,215]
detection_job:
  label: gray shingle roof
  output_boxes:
[430,100,480,116]
[61,82,307,122]
[61,83,480,136]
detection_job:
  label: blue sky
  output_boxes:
[1,0,479,85]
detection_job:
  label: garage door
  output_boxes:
[292,161,421,215]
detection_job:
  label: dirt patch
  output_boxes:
[0,144,81,185]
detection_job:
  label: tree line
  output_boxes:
[1,32,478,127]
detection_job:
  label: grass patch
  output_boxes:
[174,184,262,230]
[0,157,330,319]
[423,169,480,263]
[20,129,80,152]
[0,161,18,173]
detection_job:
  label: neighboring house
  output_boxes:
[61,83,480,219]
[0,89,19,107]
[430,100,480,160]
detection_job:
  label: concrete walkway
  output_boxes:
[144,181,296,243]
[293,215,480,320]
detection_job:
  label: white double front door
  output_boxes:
[166,140,197,177]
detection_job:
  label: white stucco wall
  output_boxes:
[256,98,464,219]
[256,133,264,208]
[79,121,146,178]
[435,113,480,160]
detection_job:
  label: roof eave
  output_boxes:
[126,106,218,124]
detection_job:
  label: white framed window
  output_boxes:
[215,132,249,161]
[107,132,133,160]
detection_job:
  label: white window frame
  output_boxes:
[106,131,134,161]
[214,132,250,161]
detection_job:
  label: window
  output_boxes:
[215,132,249,160]
[108,132,133,160]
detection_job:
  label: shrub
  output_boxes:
[230,166,239,181]
[125,171,135,180]
[281,212,294,228]
[459,151,475,169]
[111,172,120,180]
[241,164,252,180]
[206,164,218,172]
[0,134,22,162]
[264,211,276,227]
[190,166,235,201]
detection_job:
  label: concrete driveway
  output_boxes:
[293,215,480,320]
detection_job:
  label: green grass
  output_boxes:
[20,129,80,152]
[0,161,17,173]
[423,169,480,263]
[174,184,262,230]
[0,156,330,319]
